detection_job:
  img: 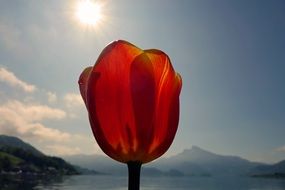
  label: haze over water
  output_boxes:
[32,175,285,190]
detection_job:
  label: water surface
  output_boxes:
[31,175,285,190]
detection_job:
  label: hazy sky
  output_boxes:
[0,0,284,163]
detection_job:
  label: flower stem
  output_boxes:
[127,161,142,190]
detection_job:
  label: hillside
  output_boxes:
[0,135,78,176]
[0,135,43,156]
[250,160,285,178]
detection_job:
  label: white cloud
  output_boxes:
[0,67,98,156]
[47,91,57,103]
[0,100,69,142]
[64,93,84,108]
[43,134,102,156]
[0,99,102,156]
[46,144,81,156]
[0,67,36,93]
[63,93,85,118]
[2,100,66,122]
[275,146,285,152]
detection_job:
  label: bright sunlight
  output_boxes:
[76,0,102,26]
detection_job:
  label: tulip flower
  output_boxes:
[78,40,182,190]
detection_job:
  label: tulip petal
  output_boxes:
[78,66,93,105]
[130,53,156,159]
[87,40,143,162]
[148,73,182,162]
[142,50,182,162]
[88,85,120,161]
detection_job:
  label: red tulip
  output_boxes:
[78,40,182,164]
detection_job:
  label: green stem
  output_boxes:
[127,161,142,190]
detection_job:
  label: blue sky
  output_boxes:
[0,0,284,163]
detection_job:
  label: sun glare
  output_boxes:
[76,0,102,26]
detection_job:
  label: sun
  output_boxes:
[76,0,102,26]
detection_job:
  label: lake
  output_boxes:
[3,175,285,190]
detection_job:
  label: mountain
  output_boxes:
[250,160,285,177]
[0,135,78,176]
[1,135,282,178]
[63,154,182,177]
[150,146,261,176]
[65,146,264,177]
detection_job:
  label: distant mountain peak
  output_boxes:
[180,145,216,157]
[190,145,209,152]
[181,145,210,152]
[191,145,203,150]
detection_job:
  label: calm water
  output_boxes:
[29,175,285,190]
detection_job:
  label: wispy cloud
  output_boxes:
[47,91,57,103]
[0,67,36,93]
[44,134,101,156]
[2,100,66,121]
[0,100,69,142]
[46,144,81,156]
[63,93,85,118]
[0,67,97,156]
[64,93,84,108]
[275,145,285,152]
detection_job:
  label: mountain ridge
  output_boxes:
[149,145,262,176]
[1,135,284,177]
[0,135,43,156]
[64,145,285,177]
[0,135,78,176]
